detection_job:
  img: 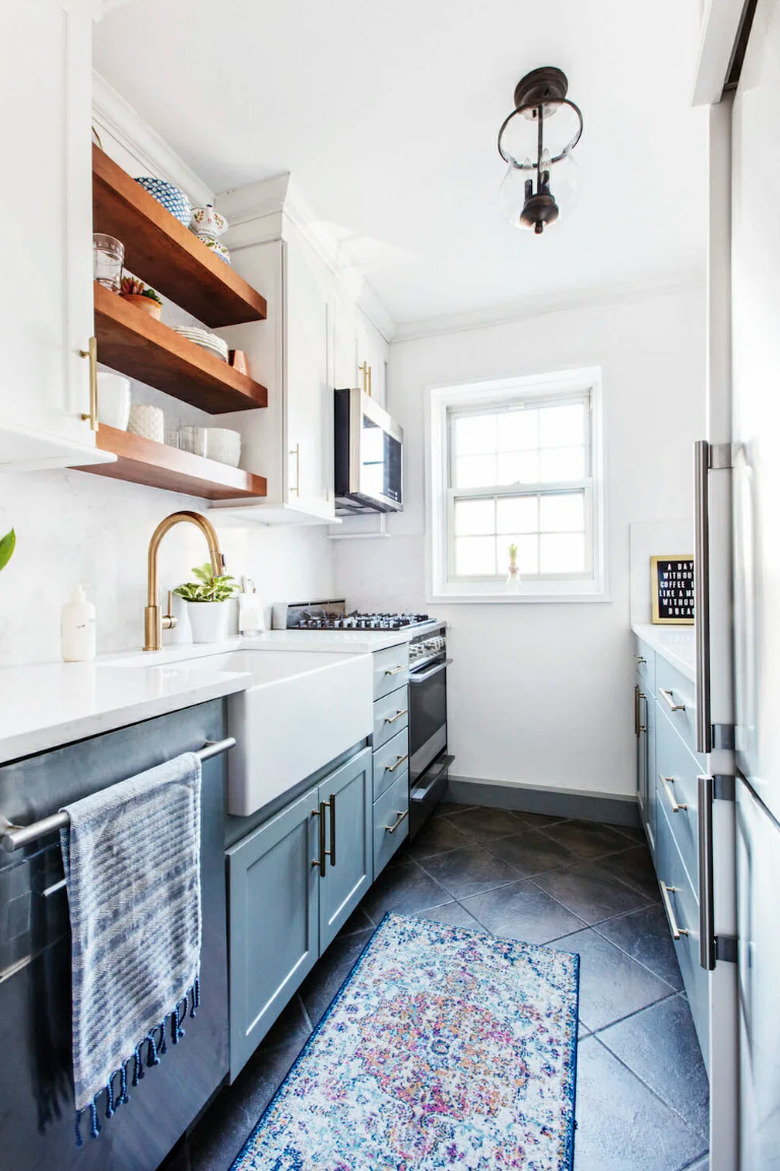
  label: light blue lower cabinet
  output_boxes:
[373,769,410,877]
[227,790,319,1082]
[317,747,373,951]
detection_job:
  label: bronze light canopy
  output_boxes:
[497,66,584,234]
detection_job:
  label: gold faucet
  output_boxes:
[144,510,225,652]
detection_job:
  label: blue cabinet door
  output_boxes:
[227,790,319,1081]
[317,747,373,951]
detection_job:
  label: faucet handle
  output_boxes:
[162,590,178,633]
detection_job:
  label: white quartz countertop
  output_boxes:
[0,625,442,766]
[632,623,696,682]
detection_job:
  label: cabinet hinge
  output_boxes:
[711,724,735,750]
[716,934,738,964]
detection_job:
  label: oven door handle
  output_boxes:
[409,658,452,684]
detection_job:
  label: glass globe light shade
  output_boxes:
[499,149,581,232]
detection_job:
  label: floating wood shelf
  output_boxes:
[75,425,267,500]
[94,283,267,414]
[92,145,266,328]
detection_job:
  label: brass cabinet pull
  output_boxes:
[659,880,689,939]
[387,753,409,774]
[359,360,372,397]
[384,708,408,725]
[385,809,408,835]
[311,805,326,877]
[324,794,336,868]
[659,688,686,712]
[636,656,647,665]
[290,443,301,496]
[79,335,98,431]
[659,773,688,813]
[384,664,406,676]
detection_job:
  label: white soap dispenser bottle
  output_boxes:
[61,584,97,662]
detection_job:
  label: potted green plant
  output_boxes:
[120,276,164,320]
[174,562,240,643]
[0,529,15,573]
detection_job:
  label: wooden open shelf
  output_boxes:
[92,145,267,328]
[94,283,267,414]
[75,425,267,500]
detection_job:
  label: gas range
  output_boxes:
[272,600,436,633]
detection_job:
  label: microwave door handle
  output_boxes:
[409,658,453,684]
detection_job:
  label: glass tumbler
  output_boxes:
[93,233,124,291]
[178,426,208,457]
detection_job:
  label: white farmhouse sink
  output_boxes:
[202,650,373,817]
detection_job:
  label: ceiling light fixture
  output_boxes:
[497,66,583,235]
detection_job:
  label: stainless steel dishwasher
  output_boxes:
[0,699,229,1171]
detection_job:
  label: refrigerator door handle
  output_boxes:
[694,439,712,754]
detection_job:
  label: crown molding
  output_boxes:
[392,269,706,344]
[92,70,214,207]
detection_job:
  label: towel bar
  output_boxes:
[0,737,235,853]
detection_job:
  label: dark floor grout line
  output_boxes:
[590,919,683,987]
[587,987,687,1041]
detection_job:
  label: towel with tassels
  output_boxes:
[59,752,202,1145]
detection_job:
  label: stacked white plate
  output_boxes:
[172,325,228,363]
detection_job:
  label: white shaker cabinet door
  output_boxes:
[0,0,100,468]
[356,307,389,408]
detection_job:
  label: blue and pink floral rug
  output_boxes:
[232,912,579,1170]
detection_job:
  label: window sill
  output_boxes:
[427,591,611,605]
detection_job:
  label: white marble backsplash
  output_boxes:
[0,468,335,667]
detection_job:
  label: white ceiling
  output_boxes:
[93,0,708,329]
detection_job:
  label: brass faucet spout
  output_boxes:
[144,510,225,652]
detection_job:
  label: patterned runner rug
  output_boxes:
[232,912,579,1171]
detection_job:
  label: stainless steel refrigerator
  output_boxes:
[695,1,780,1166]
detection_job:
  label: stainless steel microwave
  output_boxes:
[334,388,403,515]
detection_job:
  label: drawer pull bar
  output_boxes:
[659,881,689,939]
[384,708,408,725]
[659,773,688,813]
[636,656,647,665]
[324,794,336,868]
[385,809,409,835]
[384,664,406,676]
[386,753,409,774]
[659,688,686,712]
[311,804,326,878]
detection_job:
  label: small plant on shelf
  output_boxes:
[120,276,164,319]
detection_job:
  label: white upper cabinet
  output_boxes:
[355,307,389,408]
[0,0,107,470]
[334,288,389,408]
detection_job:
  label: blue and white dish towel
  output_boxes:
[60,752,202,1144]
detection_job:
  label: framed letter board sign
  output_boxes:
[651,556,694,625]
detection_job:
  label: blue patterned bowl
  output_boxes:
[134,176,192,227]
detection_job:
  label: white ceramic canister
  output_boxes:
[128,403,165,444]
[97,372,131,430]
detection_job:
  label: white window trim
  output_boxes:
[426,366,608,604]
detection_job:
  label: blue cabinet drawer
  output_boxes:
[655,799,709,1069]
[373,728,409,802]
[655,655,704,767]
[373,770,409,876]
[634,636,655,694]
[373,643,409,700]
[655,705,700,895]
[373,685,409,749]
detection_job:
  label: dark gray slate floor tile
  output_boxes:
[533,860,651,925]
[403,814,471,859]
[337,903,376,935]
[361,859,451,920]
[597,845,662,902]
[461,879,587,945]
[541,818,633,859]
[595,903,683,990]
[512,811,569,830]
[598,994,709,1141]
[411,901,485,930]
[682,1159,709,1170]
[486,828,580,877]
[615,824,647,844]
[573,1037,706,1171]
[420,842,519,899]
[256,991,311,1051]
[298,928,374,1027]
[556,928,676,1032]
[444,804,526,840]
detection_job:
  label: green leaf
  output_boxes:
[0,529,15,573]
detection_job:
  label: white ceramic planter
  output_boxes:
[186,600,232,643]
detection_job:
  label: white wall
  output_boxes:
[334,285,706,798]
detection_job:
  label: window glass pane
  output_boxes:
[539,492,584,533]
[539,446,585,482]
[539,403,586,448]
[504,534,539,574]
[455,536,497,576]
[497,409,538,452]
[497,450,539,485]
[496,496,538,533]
[453,413,496,456]
[454,498,494,536]
[540,533,586,574]
[455,454,496,488]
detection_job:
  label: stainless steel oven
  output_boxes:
[408,627,453,838]
[334,388,403,516]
